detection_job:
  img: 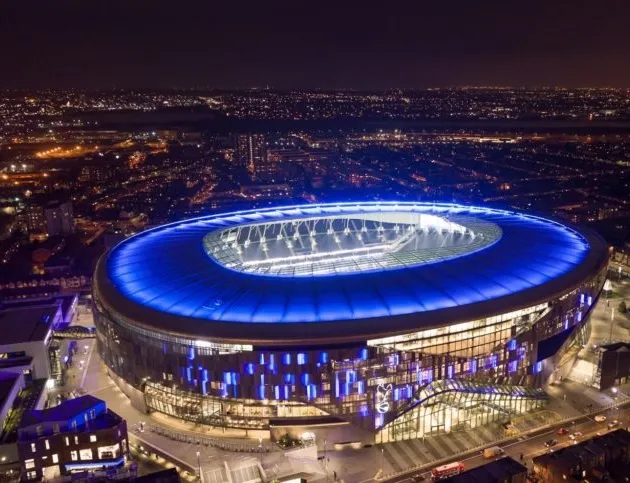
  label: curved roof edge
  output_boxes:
[94,214,609,347]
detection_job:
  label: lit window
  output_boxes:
[27,471,37,480]
[25,459,35,469]
[44,440,50,450]
[64,437,69,446]
[52,454,59,464]
[90,435,97,442]
[70,450,78,461]
[74,436,78,445]
[79,448,93,461]
[31,443,36,453]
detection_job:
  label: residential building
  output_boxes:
[17,395,128,480]
[533,429,630,482]
[443,456,527,482]
[235,134,273,181]
[22,200,74,237]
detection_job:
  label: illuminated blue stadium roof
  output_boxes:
[96,203,607,344]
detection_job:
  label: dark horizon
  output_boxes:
[2,0,630,90]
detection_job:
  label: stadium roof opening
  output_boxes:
[203,212,503,276]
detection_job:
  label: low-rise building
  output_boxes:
[533,429,630,482]
[0,303,62,381]
[443,456,527,482]
[0,377,47,478]
[17,395,129,480]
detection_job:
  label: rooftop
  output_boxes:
[0,304,59,345]
[534,429,630,469]
[444,456,527,482]
[96,202,608,344]
[19,394,104,430]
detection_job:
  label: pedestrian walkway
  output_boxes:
[511,409,562,432]
[380,422,508,473]
[204,466,228,483]
[229,459,262,483]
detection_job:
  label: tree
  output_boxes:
[619,300,627,314]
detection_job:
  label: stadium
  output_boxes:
[93,202,609,443]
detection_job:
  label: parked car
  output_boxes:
[545,439,558,448]
[595,415,607,423]
[608,420,620,429]
[557,428,569,435]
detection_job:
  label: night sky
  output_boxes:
[2,0,629,90]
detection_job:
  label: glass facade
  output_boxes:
[94,264,607,441]
[377,380,547,443]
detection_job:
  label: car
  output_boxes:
[483,446,504,458]
[411,475,425,482]
[545,439,558,448]
[608,420,620,429]
[557,428,569,435]
[595,415,607,423]
[569,432,583,440]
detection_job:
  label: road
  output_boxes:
[389,401,630,482]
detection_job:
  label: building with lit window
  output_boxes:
[93,202,608,444]
[533,429,630,482]
[17,395,128,480]
[22,200,74,238]
[235,133,274,181]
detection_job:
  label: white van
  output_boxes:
[594,415,607,423]
[483,446,504,458]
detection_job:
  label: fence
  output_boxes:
[378,394,630,481]
[136,422,276,453]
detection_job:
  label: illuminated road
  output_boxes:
[388,403,630,482]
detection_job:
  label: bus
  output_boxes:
[431,462,465,480]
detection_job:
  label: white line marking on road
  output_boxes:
[79,340,95,389]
